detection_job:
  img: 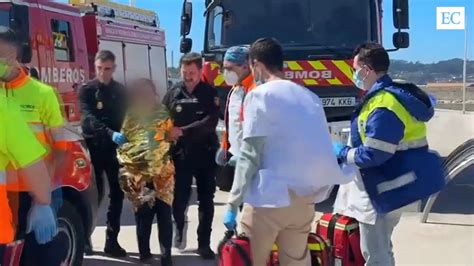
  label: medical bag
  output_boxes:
[218,230,252,266]
[316,213,365,266]
[268,233,331,266]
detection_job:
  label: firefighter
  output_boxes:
[0,75,56,265]
[215,46,255,192]
[0,27,68,265]
[332,43,444,266]
[78,50,128,257]
[162,52,219,259]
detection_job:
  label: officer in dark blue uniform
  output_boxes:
[78,50,128,257]
[162,52,219,259]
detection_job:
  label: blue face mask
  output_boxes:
[352,68,365,90]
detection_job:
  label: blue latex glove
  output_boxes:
[332,141,345,158]
[428,93,437,107]
[112,132,128,146]
[27,204,58,244]
[223,209,237,230]
[227,155,238,167]
[215,148,226,166]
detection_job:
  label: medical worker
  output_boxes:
[223,38,351,266]
[333,43,444,266]
[0,89,55,264]
[0,27,66,265]
[215,46,255,191]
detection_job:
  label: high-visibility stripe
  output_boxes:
[308,243,321,250]
[347,148,356,164]
[214,75,225,86]
[29,123,45,133]
[51,127,82,142]
[377,171,417,194]
[397,138,428,151]
[365,137,397,154]
[327,78,343,85]
[0,171,5,184]
[308,61,326,70]
[272,242,324,251]
[333,60,354,81]
[303,79,318,85]
[287,61,303,71]
[319,220,359,231]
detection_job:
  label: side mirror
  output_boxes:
[393,0,409,29]
[180,37,192,53]
[180,1,192,36]
[393,32,410,49]
[10,4,32,63]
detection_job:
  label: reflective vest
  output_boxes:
[1,70,65,192]
[221,74,256,158]
[357,90,428,154]
[0,101,47,243]
[356,90,445,213]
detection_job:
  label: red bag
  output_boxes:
[2,240,24,266]
[268,233,331,266]
[316,213,365,266]
[218,230,252,266]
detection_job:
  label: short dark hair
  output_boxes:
[180,52,203,69]
[249,38,284,72]
[95,50,116,62]
[353,43,390,73]
[0,26,21,59]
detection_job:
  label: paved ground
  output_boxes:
[83,163,474,266]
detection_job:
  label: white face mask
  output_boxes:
[224,70,239,86]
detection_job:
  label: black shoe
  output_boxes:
[173,223,187,250]
[84,238,93,255]
[197,246,215,260]
[139,253,153,263]
[161,256,173,266]
[104,240,127,257]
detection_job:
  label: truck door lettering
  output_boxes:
[60,68,66,83]
[66,68,73,83]
[284,70,333,80]
[40,67,86,84]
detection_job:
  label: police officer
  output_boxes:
[163,52,219,259]
[78,50,128,257]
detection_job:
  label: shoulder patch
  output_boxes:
[214,96,220,106]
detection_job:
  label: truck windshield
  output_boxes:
[207,0,372,51]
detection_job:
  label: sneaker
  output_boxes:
[104,240,127,258]
[84,238,93,256]
[197,246,215,260]
[172,222,187,250]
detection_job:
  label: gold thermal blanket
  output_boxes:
[117,105,175,211]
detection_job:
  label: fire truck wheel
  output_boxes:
[57,201,86,266]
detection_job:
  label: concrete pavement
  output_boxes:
[84,166,474,266]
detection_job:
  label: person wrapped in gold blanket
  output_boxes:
[117,78,181,265]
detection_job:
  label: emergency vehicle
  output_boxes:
[179,0,410,142]
[1,0,167,264]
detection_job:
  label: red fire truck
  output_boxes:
[0,0,167,264]
[179,0,410,142]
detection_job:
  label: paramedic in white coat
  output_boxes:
[222,38,352,266]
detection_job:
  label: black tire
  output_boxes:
[57,201,86,266]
